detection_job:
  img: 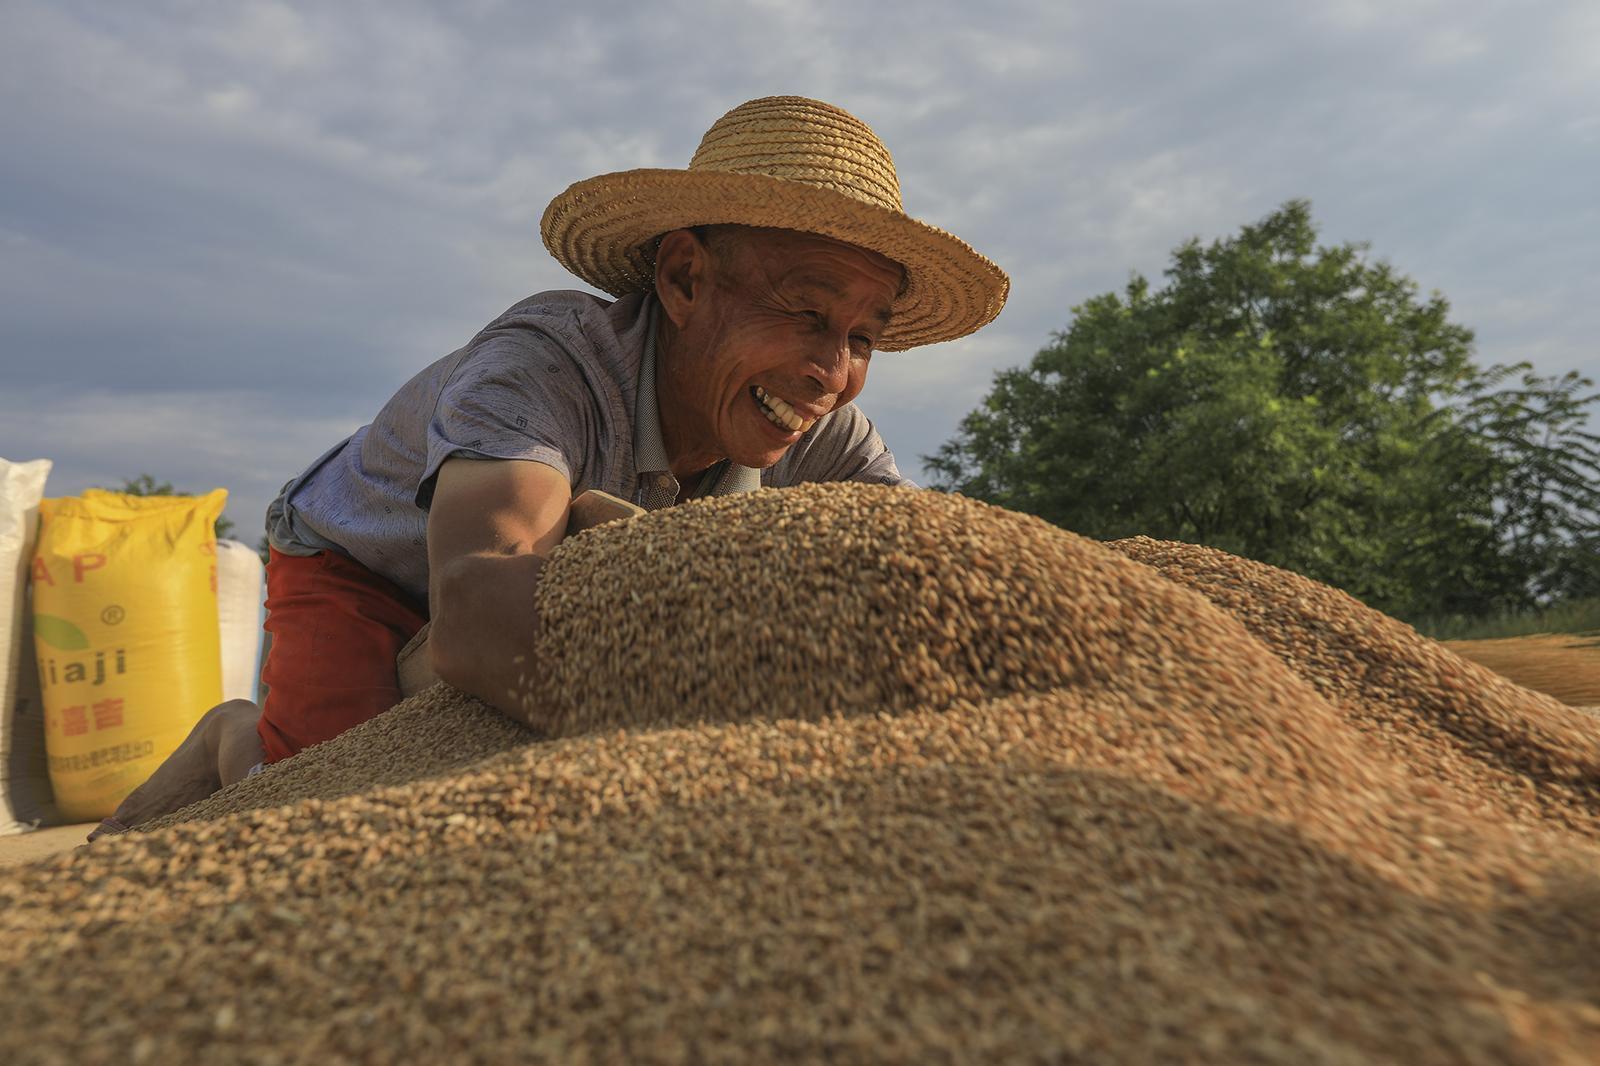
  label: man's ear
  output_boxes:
[654,229,712,329]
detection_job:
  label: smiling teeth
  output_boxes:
[755,386,814,433]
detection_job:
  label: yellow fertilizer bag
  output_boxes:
[31,489,226,820]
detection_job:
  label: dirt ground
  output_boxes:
[1443,632,1600,710]
[0,824,94,870]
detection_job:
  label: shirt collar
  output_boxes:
[633,296,763,496]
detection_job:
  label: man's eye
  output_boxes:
[796,310,872,352]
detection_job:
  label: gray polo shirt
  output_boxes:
[266,289,910,604]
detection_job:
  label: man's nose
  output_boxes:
[806,336,852,396]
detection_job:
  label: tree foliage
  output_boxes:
[927,201,1599,620]
[1455,366,1600,603]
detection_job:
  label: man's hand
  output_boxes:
[425,458,572,726]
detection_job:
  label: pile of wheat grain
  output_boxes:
[0,483,1596,1064]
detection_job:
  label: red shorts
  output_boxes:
[257,548,428,763]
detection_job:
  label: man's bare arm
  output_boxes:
[426,457,571,725]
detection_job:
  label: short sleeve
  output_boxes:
[416,333,596,509]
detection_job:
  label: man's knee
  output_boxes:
[205,698,259,721]
[196,698,258,739]
[204,700,265,783]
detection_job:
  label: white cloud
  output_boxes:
[203,84,258,117]
[199,1,330,71]
[0,387,368,537]
[0,0,1593,516]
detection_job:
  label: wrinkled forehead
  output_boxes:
[713,225,906,305]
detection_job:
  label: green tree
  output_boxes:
[1455,365,1600,602]
[927,201,1597,620]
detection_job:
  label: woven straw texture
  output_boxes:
[541,96,1009,350]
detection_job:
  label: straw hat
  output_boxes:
[540,96,1009,351]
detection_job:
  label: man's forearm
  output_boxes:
[428,551,551,727]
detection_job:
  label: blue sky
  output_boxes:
[3,0,1596,537]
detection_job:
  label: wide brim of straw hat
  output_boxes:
[540,168,1009,351]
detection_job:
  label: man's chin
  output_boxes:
[726,406,805,469]
[723,429,799,470]
[732,444,792,471]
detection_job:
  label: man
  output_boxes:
[94,95,1008,837]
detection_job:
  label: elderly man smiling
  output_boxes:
[95,95,1009,836]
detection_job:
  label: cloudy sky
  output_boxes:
[3,0,1596,537]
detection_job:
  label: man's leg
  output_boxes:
[88,699,263,839]
[89,548,426,841]
[255,548,428,763]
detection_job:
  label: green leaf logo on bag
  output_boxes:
[33,614,90,651]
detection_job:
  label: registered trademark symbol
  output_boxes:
[101,605,125,626]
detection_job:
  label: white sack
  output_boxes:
[1,458,58,833]
[216,539,265,704]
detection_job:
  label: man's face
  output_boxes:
[658,227,903,471]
